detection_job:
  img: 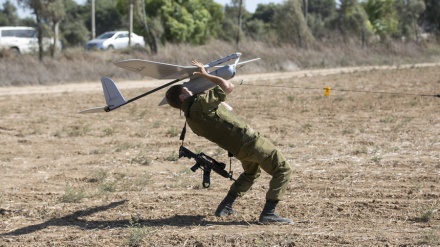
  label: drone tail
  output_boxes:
[79,77,127,114]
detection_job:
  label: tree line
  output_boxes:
[1,0,439,59]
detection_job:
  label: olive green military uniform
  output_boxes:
[181,86,292,201]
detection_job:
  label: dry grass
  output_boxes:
[1,40,440,86]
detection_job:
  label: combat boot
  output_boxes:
[259,199,293,224]
[215,192,237,217]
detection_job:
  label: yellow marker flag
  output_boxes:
[323,87,331,97]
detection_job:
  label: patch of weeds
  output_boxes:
[165,151,178,161]
[35,205,52,220]
[131,151,152,166]
[138,110,147,118]
[267,99,278,108]
[178,167,193,176]
[380,116,396,124]
[167,168,194,189]
[134,175,151,187]
[194,146,204,154]
[214,147,224,156]
[26,127,39,135]
[115,142,142,152]
[342,128,354,135]
[59,183,86,203]
[90,149,104,155]
[55,123,91,138]
[415,208,437,223]
[255,238,267,247]
[352,146,368,155]
[98,182,116,193]
[408,99,419,107]
[419,229,439,245]
[125,218,150,247]
[371,155,382,165]
[334,96,344,102]
[166,126,180,137]
[132,129,148,138]
[287,95,294,102]
[152,120,161,128]
[300,123,312,132]
[192,184,202,190]
[114,172,127,180]
[90,169,108,183]
[67,124,91,137]
[407,184,422,195]
[120,175,151,192]
[36,116,48,124]
[102,127,115,136]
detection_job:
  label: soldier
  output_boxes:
[165,60,292,224]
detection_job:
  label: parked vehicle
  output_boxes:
[84,31,145,50]
[0,26,61,54]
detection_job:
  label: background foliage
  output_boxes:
[1,0,438,52]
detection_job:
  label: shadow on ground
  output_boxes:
[1,200,251,236]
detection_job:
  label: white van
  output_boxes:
[0,26,60,54]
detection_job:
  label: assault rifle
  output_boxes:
[178,145,234,188]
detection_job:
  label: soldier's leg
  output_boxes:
[259,149,292,201]
[216,161,260,217]
[229,160,261,197]
[253,137,293,224]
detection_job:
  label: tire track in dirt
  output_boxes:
[1,62,438,96]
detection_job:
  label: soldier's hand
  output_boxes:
[192,60,208,76]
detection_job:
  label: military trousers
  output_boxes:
[230,127,292,201]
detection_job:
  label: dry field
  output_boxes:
[0,64,439,246]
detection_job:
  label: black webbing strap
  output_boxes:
[179,98,194,146]
[179,121,187,145]
[178,99,235,178]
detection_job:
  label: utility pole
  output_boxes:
[91,0,95,39]
[236,0,243,48]
[129,0,133,47]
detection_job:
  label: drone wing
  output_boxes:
[114,59,199,80]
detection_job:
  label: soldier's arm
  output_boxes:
[192,60,234,95]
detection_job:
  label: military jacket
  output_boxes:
[181,86,248,155]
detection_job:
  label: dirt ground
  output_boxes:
[0,64,439,246]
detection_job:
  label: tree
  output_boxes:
[337,0,371,46]
[395,0,425,43]
[361,0,398,38]
[248,3,280,42]
[422,0,440,33]
[60,0,90,47]
[138,0,157,54]
[18,0,45,60]
[253,3,279,23]
[274,0,315,47]
[140,0,223,45]
[0,1,20,26]
[305,0,337,40]
[45,0,65,57]
[235,0,244,47]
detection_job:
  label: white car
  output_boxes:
[84,31,145,50]
[0,26,61,54]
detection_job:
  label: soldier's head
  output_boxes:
[166,85,193,109]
